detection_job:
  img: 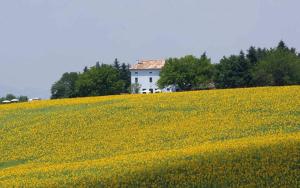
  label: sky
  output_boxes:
[0,0,299,98]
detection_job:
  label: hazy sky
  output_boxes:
[0,0,299,98]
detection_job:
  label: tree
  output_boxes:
[95,61,100,68]
[6,94,16,100]
[75,64,125,97]
[0,97,5,102]
[214,51,252,88]
[252,47,300,86]
[51,72,79,99]
[158,55,215,90]
[277,40,287,50]
[247,46,258,66]
[83,66,88,73]
[19,96,28,102]
[113,58,120,70]
[120,63,131,93]
[194,53,215,89]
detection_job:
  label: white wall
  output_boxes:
[130,69,161,93]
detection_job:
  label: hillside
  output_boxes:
[0,86,299,187]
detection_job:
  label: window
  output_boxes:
[135,72,138,74]
[149,77,152,83]
[149,72,152,74]
[135,77,138,83]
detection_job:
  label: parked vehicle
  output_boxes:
[142,89,151,94]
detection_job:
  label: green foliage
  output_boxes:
[76,64,125,97]
[51,72,79,99]
[0,97,5,102]
[18,96,28,102]
[252,46,300,86]
[214,41,300,88]
[113,58,120,70]
[51,58,131,99]
[214,51,252,88]
[50,41,299,97]
[158,54,215,90]
[131,83,141,94]
[5,94,16,101]
[0,94,28,103]
[119,63,131,93]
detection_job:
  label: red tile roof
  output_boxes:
[130,59,165,70]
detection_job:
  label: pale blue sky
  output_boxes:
[0,0,299,98]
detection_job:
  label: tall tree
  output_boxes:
[113,58,120,70]
[83,66,88,73]
[247,46,258,65]
[277,40,287,50]
[120,63,131,92]
[95,61,100,68]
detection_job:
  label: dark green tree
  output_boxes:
[277,40,287,50]
[51,72,79,99]
[120,63,131,92]
[18,96,28,102]
[95,61,100,68]
[75,64,125,97]
[214,51,251,88]
[6,94,16,100]
[252,46,300,86]
[0,97,5,102]
[194,53,215,89]
[113,58,120,70]
[83,66,88,73]
[247,46,258,65]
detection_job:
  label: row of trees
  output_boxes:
[51,59,130,99]
[158,41,300,90]
[51,41,300,99]
[0,94,28,102]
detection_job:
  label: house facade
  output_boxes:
[130,60,171,94]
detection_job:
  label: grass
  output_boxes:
[0,86,299,187]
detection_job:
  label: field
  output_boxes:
[0,86,299,187]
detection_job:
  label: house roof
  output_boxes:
[130,59,165,70]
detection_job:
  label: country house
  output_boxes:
[130,60,176,94]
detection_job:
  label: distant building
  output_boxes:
[10,99,19,103]
[29,97,41,102]
[130,60,176,94]
[2,100,11,104]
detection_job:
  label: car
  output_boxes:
[155,89,162,93]
[142,89,151,94]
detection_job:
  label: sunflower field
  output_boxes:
[0,86,299,187]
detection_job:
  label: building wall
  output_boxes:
[130,69,161,93]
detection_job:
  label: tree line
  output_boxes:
[159,41,300,90]
[0,94,28,103]
[51,41,300,99]
[51,59,130,99]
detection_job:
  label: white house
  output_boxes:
[130,60,176,94]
